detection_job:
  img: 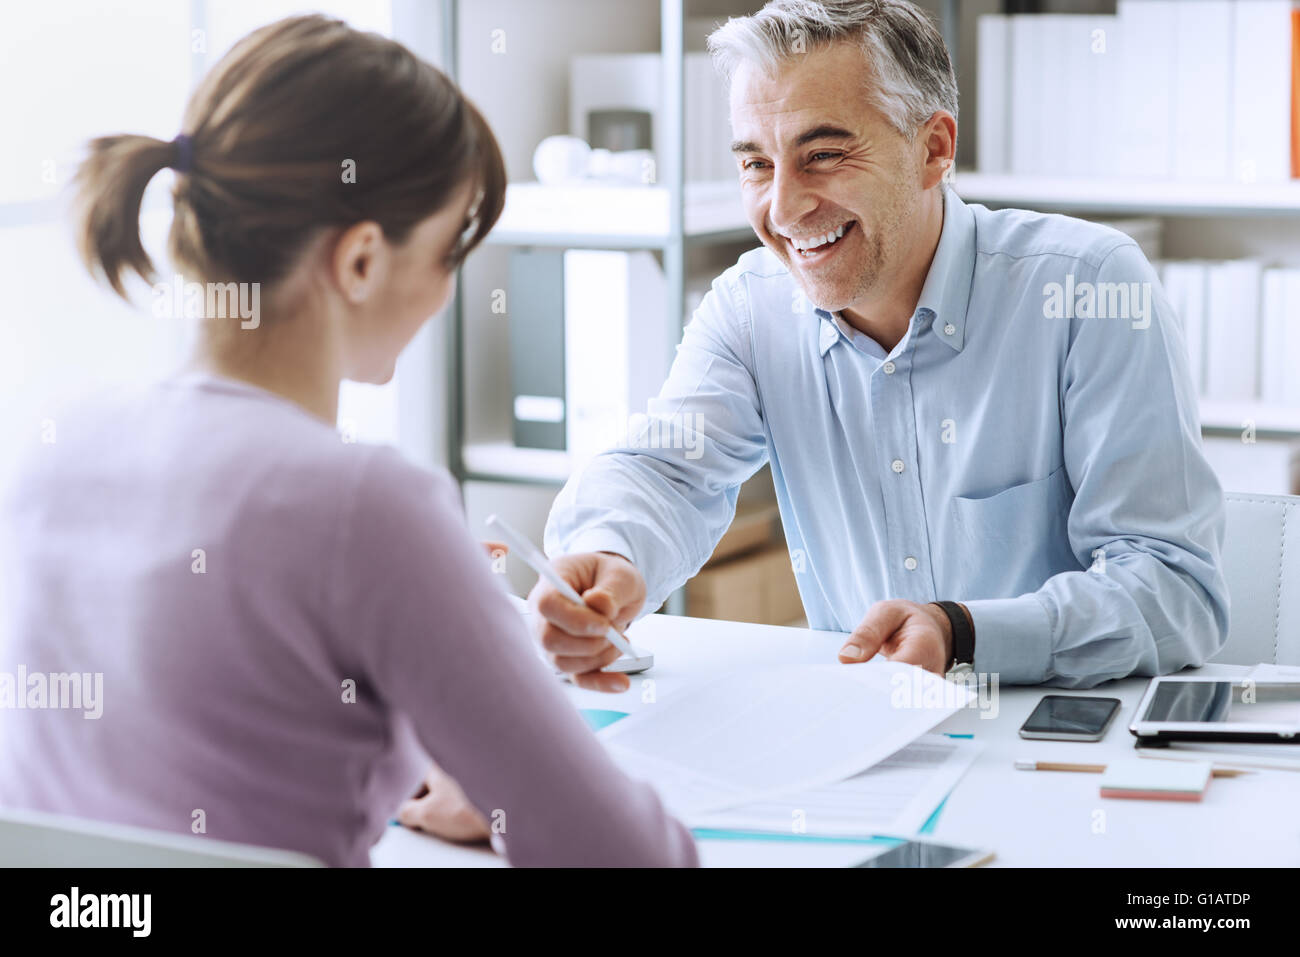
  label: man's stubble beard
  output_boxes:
[805,210,897,316]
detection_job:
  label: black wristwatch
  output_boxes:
[932,600,975,671]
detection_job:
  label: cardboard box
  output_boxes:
[708,502,778,564]
[687,544,804,625]
[755,547,805,625]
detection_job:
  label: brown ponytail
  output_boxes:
[74,135,178,298]
[74,14,505,303]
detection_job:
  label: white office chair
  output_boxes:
[1211,492,1300,666]
[0,806,322,867]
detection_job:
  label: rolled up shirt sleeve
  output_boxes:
[966,242,1229,688]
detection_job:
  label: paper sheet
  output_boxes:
[599,661,973,816]
[1250,663,1300,681]
[689,734,982,836]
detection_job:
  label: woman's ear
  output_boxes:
[330,221,387,303]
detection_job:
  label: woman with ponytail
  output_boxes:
[0,15,696,868]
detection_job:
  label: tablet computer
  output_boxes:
[1129,676,1300,744]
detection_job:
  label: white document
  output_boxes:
[975,15,1010,174]
[599,661,974,816]
[1036,15,1070,176]
[1260,269,1288,404]
[1287,272,1300,407]
[1009,15,1045,176]
[1250,663,1300,681]
[1140,741,1300,771]
[1203,260,1262,401]
[1172,0,1232,182]
[1061,15,1106,179]
[1231,0,1294,184]
[563,249,667,470]
[690,733,983,837]
[1117,0,1175,179]
[1088,14,1123,179]
[1160,260,1207,393]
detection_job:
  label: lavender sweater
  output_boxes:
[0,372,696,867]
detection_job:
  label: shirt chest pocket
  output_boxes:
[950,465,1073,547]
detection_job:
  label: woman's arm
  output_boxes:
[333,447,697,867]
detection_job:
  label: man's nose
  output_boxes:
[768,166,819,235]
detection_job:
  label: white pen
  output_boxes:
[485,514,639,660]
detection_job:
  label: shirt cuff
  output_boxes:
[964,595,1053,685]
[548,528,637,567]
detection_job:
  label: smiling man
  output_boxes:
[534,0,1227,691]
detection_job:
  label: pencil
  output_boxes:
[1014,759,1247,778]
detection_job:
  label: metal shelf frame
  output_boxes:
[443,0,699,491]
[441,0,708,613]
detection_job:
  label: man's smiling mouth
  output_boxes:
[780,220,857,259]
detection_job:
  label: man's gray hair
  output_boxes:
[707,0,958,139]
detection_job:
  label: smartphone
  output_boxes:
[854,839,994,868]
[1018,694,1121,741]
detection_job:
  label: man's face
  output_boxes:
[730,42,922,315]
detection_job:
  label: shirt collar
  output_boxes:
[815,184,976,357]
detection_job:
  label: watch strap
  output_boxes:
[933,600,975,670]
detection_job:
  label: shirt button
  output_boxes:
[904,556,918,571]
[883,360,896,374]
[943,323,956,336]
[891,459,904,473]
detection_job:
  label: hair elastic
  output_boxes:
[170,133,193,173]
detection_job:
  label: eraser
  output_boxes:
[1099,757,1212,801]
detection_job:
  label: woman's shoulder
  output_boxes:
[344,443,461,531]
[348,438,453,491]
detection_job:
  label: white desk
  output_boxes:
[373,613,1300,867]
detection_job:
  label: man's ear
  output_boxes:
[330,221,386,304]
[918,111,957,189]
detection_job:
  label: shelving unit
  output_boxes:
[954,173,1300,219]
[462,166,1300,488]
[460,441,571,486]
[1198,401,1300,438]
[442,1,747,492]
[954,170,1300,442]
[440,0,765,611]
[484,181,751,248]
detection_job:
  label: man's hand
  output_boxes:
[528,551,647,693]
[397,765,491,845]
[838,600,960,675]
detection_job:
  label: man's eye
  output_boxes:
[810,151,841,162]
[741,159,769,171]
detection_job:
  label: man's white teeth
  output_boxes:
[794,223,848,252]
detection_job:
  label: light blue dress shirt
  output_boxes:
[545,185,1228,688]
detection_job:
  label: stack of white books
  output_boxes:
[978,0,1297,184]
[1200,436,1300,496]
[1157,260,1300,405]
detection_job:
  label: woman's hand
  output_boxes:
[397,765,491,845]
